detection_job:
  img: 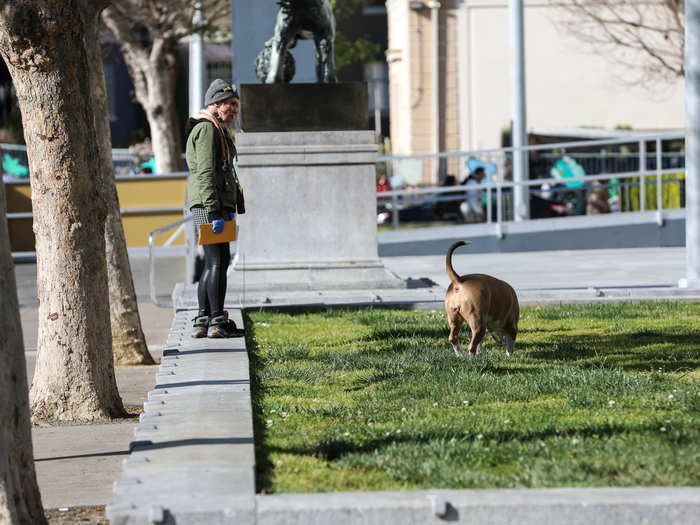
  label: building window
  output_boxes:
[206,62,232,87]
[363,0,386,15]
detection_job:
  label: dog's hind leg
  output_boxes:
[447,314,466,357]
[314,34,337,82]
[467,319,486,357]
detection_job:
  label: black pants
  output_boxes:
[197,242,230,318]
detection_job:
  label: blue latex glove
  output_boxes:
[212,219,225,234]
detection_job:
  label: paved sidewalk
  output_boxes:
[15,246,697,351]
[28,361,158,509]
[383,246,690,291]
[173,247,700,310]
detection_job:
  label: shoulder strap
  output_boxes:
[197,110,240,184]
[197,110,226,160]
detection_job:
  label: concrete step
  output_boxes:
[107,309,255,525]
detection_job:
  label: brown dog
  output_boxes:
[444,241,519,357]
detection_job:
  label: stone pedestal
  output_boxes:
[228,130,404,291]
[240,82,368,132]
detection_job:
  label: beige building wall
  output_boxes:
[387,0,685,185]
[387,0,463,184]
[386,1,412,155]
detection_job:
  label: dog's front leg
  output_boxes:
[265,38,284,83]
[504,334,515,357]
[266,9,295,83]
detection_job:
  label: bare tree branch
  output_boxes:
[553,0,684,83]
[101,0,231,173]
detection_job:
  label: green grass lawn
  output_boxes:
[245,302,700,494]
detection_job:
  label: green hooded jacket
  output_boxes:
[185,120,238,215]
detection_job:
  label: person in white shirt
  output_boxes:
[460,166,486,222]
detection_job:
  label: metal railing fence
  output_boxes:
[376,133,686,230]
[0,143,167,177]
[148,215,192,308]
[3,133,687,305]
[533,150,685,177]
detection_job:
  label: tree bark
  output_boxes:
[84,6,155,366]
[0,181,46,525]
[0,0,125,422]
[105,184,156,366]
[140,49,184,175]
[121,40,184,174]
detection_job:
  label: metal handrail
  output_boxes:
[376,167,684,198]
[378,174,684,228]
[7,135,686,289]
[148,214,191,308]
[115,171,188,181]
[377,132,685,161]
[377,134,687,230]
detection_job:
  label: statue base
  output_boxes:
[239,83,369,132]
[228,130,404,292]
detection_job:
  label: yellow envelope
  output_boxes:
[198,219,236,245]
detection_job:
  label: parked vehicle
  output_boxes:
[432,189,568,222]
[378,202,436,225]
[529,193,569,218]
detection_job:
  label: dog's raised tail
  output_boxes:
[446,241,470,285]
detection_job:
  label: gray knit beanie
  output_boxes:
[204,79,238,106]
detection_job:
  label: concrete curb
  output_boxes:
[107,309,255,524]
[256,487,700,525]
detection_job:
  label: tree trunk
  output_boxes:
[101,6,193,175]
[106,24,183,174]
[144,55,184,174]
[84,7,154,366]
[0,0,124,422]
[0,181,46,525]
[105,186,156,366]
[101,0,232,175]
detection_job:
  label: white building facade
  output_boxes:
[385,0,685,184]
